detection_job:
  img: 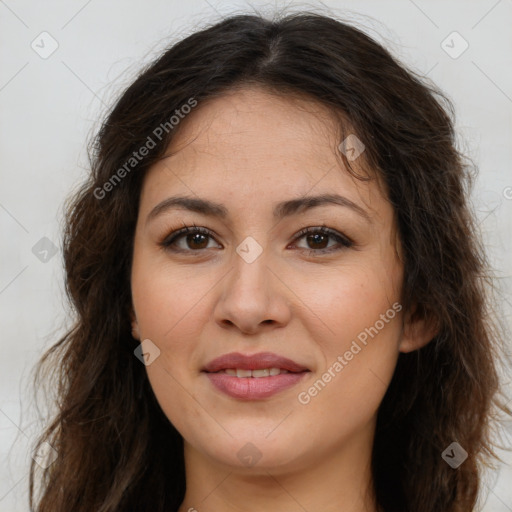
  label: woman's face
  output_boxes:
[131,86,413,474]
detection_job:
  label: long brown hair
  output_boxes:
[29,11,511,512]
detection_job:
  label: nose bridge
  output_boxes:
[228,235,271,303]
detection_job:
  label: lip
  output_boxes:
[202,351,309,373]
[202,351,310,400]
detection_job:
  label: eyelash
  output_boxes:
[159,222,353,256]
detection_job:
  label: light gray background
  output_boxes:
[1,0,511,510]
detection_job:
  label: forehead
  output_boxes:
[139,86,387,221]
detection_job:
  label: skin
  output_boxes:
[130,86,434,512]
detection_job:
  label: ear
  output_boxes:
[399,306,438,353]
[130,307,140,340]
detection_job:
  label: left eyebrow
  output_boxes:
[146,193,372,226]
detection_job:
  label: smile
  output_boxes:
[215,368,290,377]
[202,352,310,400]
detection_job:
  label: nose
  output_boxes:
[213,248,292,335]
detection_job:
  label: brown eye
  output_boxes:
[161,226,220,252]
[183,232,210,250]
[305,232,329,250]
[292,226,353,255]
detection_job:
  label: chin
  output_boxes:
[194,426,307,472]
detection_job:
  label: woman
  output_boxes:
[29,11,511,512]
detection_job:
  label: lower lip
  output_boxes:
[204,372,308,400]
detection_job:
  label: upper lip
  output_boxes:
[203,352,309,373]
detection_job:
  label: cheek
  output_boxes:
[288,258,400,348]
[297,346,399,444]
[131,259,220,432]
[131,256,217,342]
[295,311,402,441]
[145,362,222,454]
[290,262,401,429]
